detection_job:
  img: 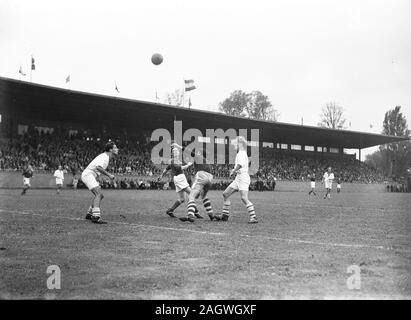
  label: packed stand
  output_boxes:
[0,127,387,184]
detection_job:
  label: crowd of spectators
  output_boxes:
[0,127,159,176]
[0,127,388,184]
[257,149,386,183]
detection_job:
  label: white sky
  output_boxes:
[0,0,410,157]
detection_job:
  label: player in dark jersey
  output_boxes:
[179,149,215,223]
[336,178,341,193]
[308,173,317,196]
[158,146,202,219]
[21,164,34,195]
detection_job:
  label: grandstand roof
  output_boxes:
[0,76,409,149]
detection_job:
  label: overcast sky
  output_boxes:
[0,0,410,156]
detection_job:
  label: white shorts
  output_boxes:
[81,171,99,190]
[23,178,31,186]
[56,178,63,186]
[173,174,189,192]
[337,184,341,189]
[325,182,332,189]
[229,173,250,191]
[310,181,316,188]
[192,171,213,193]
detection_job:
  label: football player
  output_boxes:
[336,177,342,193]
[53,165,65,194]
[81,141,118,224]
[158,145,202,219]
[323,167,334,199]
[21,164,34,195]
[179,149,215,223]
[214,136,257,224]
[308,173,317,196]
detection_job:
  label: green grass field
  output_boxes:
[0,188,410,299]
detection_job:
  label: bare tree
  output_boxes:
[317,102,347,129]
[163,89,184,107]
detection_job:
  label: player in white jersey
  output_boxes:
[53,165,64,194]
[323,167,334,199]
[81,141,118,224]
[214,136,257,224]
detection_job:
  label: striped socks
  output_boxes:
[222,200,231,218]
[203,198,213,217]
[187,200,197,217]
[92,207,101,218]
[247,203,256,220]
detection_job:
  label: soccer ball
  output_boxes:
[151,53,163,65]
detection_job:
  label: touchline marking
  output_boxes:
[0,209,408,252]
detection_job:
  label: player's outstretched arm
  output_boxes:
[158,168,169,181]
[182,162,193,170]
[96,166,114,179]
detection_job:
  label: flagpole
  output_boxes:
[66,75,71,91]
[30,56,32,83]
[182,77,185,108]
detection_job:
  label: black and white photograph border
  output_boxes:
[0,0,410,302]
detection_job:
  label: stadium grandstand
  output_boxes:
[0,76,409,189]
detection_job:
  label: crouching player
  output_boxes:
[158,145,202,219]
[214,136,257,224]
[81,141,118,224]
[179,149,215,223]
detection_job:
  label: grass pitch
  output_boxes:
[0,188,410,299]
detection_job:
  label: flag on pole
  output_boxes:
[31,56,35,70]
[65,75,70,83]
[184,79,196,91]
[115,83,120,93]
[19,65,26,76]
